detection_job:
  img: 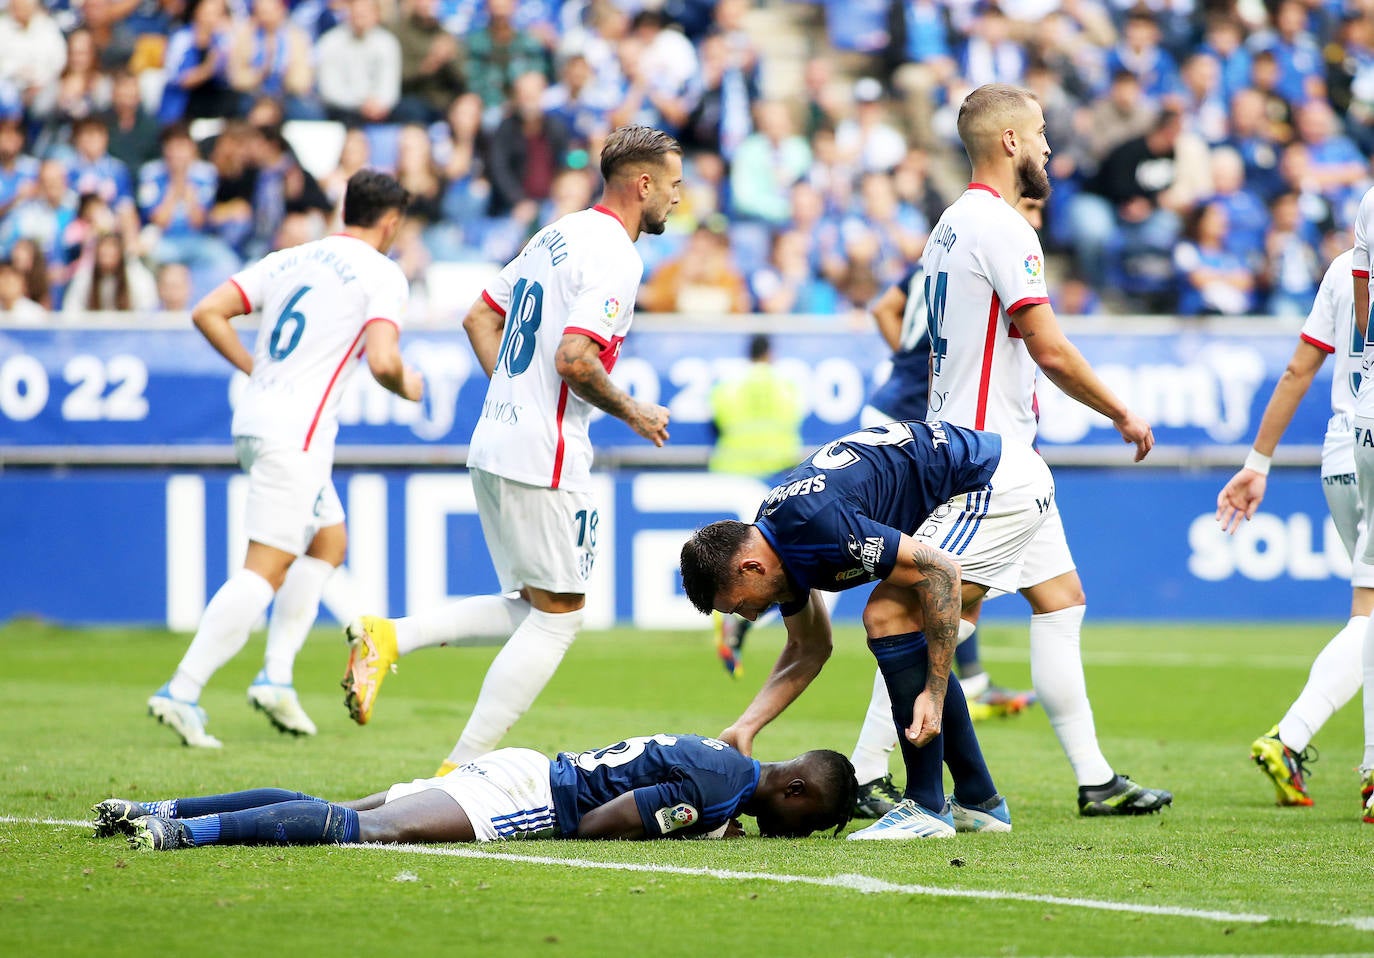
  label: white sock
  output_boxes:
[445,607,581,764]
[1029,605,1114,787]
[1363,614,1374,770]
[167,569,276,702]
[394,594,532,656]
[959,670,990,698]
[1277,615,1365,752]
[260,556,334,686]
[851,669,898,783]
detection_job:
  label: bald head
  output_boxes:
[956,84,1039,163]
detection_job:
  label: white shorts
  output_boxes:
[911,441,1055,595]
[384,747,557,842]
[472,468,598,594]
[1350,419,1374,579]
[234,436,344,556]
[1321,417,1374,586]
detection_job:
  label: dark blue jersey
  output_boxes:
[868,267,931,422]
[548,734,761,839]
[755,420,1001,615]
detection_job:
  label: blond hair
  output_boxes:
[956,84,1038,163]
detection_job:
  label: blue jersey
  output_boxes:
[548,734,760,839]
[868,265,931,423]
[755,420,1001,614]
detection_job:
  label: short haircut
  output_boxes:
[599,125,681,182]
[342,169,411,228]
[801,750,860,837]
[679,520,753,615]
[748,333,771,361]
[159,122,194,148]
[956,84,1037,163]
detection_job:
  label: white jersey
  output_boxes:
[229,234,408,452]
[1355,187,1374,416]
[922,185,1050,446]
[1300,250,1362,474]
[468,206,643,492]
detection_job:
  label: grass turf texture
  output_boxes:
[3,620,1373,957]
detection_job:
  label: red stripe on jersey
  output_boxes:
[229,278,252,314]
[1007,296,1050,314]
[592,204,626,227]
[967,183,1002,198]
[1009,325,1023,340]
[975,294,1001,430]
[565,325,611,348]
[1301,332,1335,354]
[551,381,570,489]
[1355,270,1370,279]
[303,318,386,451]
[564,328,627,373]
[481,289,507,317]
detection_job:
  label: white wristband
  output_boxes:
[1244,449,1272,476]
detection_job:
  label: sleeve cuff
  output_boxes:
[229,278,252,314]
[1300,332,1335,354]
[564,325,611,348]
[1007,296,1050,314]
[481,289,506,317]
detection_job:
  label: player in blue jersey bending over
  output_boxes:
[681,420,1058,839]
[92,734,858,850]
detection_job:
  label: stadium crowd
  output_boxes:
[0,0,1371,320]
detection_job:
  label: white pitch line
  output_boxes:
[9,815,1371,933]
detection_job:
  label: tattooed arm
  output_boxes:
[554,333,671,446]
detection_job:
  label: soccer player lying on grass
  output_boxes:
[92,734,858,850]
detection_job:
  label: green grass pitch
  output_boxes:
[3,619,1374,957]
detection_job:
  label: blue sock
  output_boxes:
[941,677,999,807]
[182,815,223,846]
[871,632,946,812]
[955,630,981,677]
[216,802,360,846]
[174,789,327,818]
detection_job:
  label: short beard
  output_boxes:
[1016,154,1052,201]
[640,210,667,235]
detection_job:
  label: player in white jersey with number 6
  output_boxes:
[919,84,1171,816]
[343,127,680,775]
[147,170,424,748]
[1217,246,1374,810]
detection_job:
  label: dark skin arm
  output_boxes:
[576,791,647,839]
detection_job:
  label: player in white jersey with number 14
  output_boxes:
[919,83,1170,816]
[148,170,424,748]
[1217,246,1374,811]
[343,127,680,775]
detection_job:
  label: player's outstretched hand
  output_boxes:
[1114,410,1154,462]
[718,724,753,756]
[401,368,425,402]
[1216,468,1267,535]
[630,400,671,447]
[907,690,942,747]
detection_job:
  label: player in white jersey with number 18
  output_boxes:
[148,170,424,748]
[343,127,680,775]
[1217,247,1374,810]
[919,83,1170,816]
[1348,184,1374,820]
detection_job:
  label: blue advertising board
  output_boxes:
[0,467,1349,628]
[0,321,1334,459]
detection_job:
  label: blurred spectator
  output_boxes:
[0,257,45,322]
[889,0,957,147]
[836,78,908,174]
[1248,0,1323,107]
[465,0,551,110]
[1248,50,1294,144]
[959,4,1026,88]
[320,127,370,205]
[750,229,839,315]
[1277,142,1337,240]
[1206,146,1267,266]
[137,124,238,284]
[728,101,810,227]
[394,123,445,223]
[839,171,926,288]
[488,71,569,222]
[8,236,51,307]
[207,119,257,252]
[1292,99,1367,215]
[155,260,193,311]
[805,124,857,215]
[822,0,888,54]
[539,166,595,224]
[33,27,112,130]
[1199,12,1251,104]
[1264,190,1322,317]
[681,32,758,160]
[0,0,68,113]
[316,0,401,124]
[609,27,693,135]
[392,0,464,123]
[708,333,804,478]
[229,0,318,119]
[628,10,697,110]
[101,71,161,173]
[1174,52,1227,145]
[432,91,491,227]
[891,147,948,228]
[2,158,76,270]
[799,56,845,139]
[1083,70,1156,168]
[1054,277,1102,316]
[640,220,749,314]
[159,0,235,124]
[272,207,324,249]
[832,228,882,313]
[543,51,612,150]
[242,123,332,256]
[1328,10,1374,153]
[1224,87,1284,202]
[0,119,39,223]
[66,117,134,220]
[1104,8,1178,104]
[80,0,137,72]
[64,232,158,314]
[1173,201,1254,316]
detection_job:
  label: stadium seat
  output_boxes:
[282,120,348,180]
